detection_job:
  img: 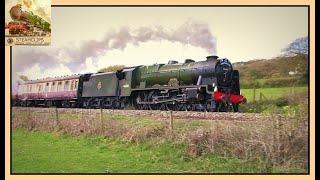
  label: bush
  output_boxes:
[184,112,308,172]
[275,97,289,107]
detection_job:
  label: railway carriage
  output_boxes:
[14,75,81,107]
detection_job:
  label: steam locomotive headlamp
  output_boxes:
[214,85,218,92]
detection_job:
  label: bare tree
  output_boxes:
[281,36,308,55]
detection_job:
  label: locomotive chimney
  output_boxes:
[206,55,219,61]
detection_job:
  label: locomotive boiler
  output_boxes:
[10,4,29,22]
[135,55,234,89]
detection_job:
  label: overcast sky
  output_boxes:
[12,6,308,80]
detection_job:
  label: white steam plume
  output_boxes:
[13,19,216,74]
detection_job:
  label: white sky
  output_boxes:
[12,6,308,80]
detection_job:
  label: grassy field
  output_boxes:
[255,76,300,84]
[12,129,260,173]
[241,86,308,102]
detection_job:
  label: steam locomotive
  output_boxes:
[12,55,246,112]
[5,4,51,36]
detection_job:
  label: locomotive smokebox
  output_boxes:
[206,55,219,61]
[10,4,28,22]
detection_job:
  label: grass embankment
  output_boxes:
[12,106,308,173]
[12,129,259,173]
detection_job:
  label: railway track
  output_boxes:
[12,107,267,122]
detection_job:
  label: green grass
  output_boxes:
[242,86,308,102]
[105,114,163,128]
[255,77,298,84]
[105,114,212,133]
[13,110,82,121]
[173,120,212,133]
[12,128,261,173]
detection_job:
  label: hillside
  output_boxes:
[233,54,308,88]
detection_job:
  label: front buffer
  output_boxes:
[213,91,247,112]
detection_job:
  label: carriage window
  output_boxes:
[33,84,37,93]
[28,85,32,92]
[74,80,78,90]
[64,81,69,91]
[38,84,42,92]
[45,83,49,92]
[50,82,56,92]
[32,84,36,93]
[57,82,62,92]
[70,80,74,91]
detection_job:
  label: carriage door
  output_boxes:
[37,83,43,100]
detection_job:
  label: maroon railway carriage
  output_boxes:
[14,75,81,107]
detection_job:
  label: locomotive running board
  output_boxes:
[137,97,183,104]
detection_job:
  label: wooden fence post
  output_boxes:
[27,109,32,127]
[100,107,105,133]
[55,106,59,130]
[55,106,59,122]
[253,88,256,103]
[276,115,283,162]
[259,92,262,101]
[169,110,174,133]
[100,107,103,122]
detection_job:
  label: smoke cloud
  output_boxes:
[12,74,26,97]
[22,0,32,8]
[13,19,216,74]
[61,20,216,72]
